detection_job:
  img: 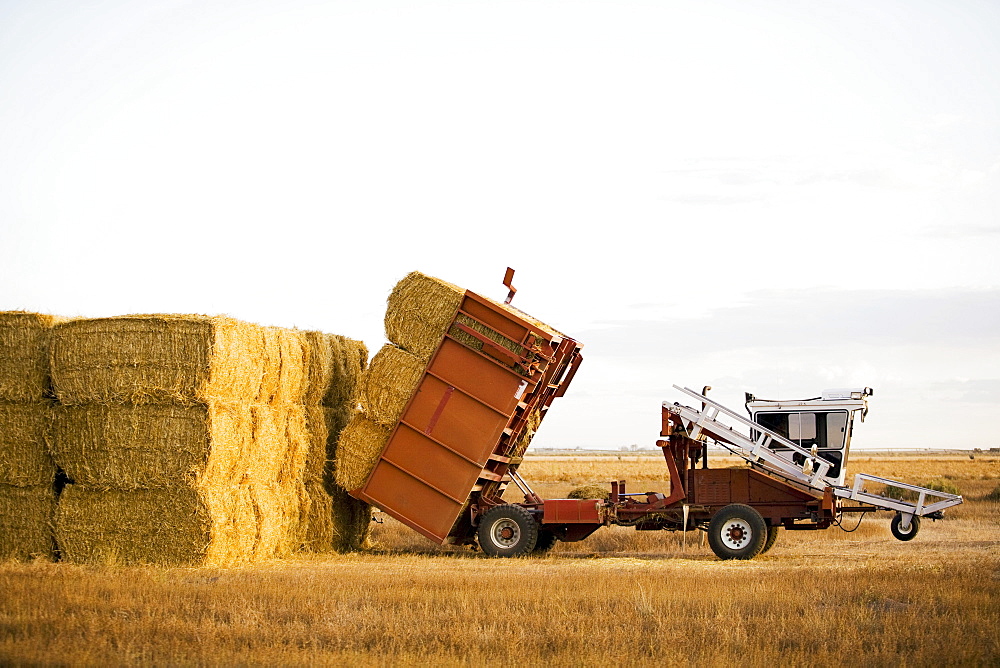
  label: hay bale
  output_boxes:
[325,404,353,446]
[0,311,60,402]
[334,412,391,491]
[567,484,610,501]
[298,479,334,551]
[0,484,55,561]
[303,331,334,406]
[303,405,330,482]
[55,485,215,565]
[384,271,466,359]
[49,315,271,406]
[257,327,308,406]
[359,344,426,427]
[49,401,251,489]
[0,402,54,487]
[324,334,369,407]
[329,484,373,551]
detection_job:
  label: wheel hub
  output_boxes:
[722,520,751,549]
[490,519,520,548]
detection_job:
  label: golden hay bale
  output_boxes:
[55,484,214,566]
[249,481,299,560]
[384,271,466,360]
[248,404,308,488]
[49,401,251,489]
[298,479,334,551]
[329,483,373,552]
[324,334,369,407]
[0,484,55,561]
[334,412,391,491]
[50,315,270,406]
[304,331,369,405]
[303,405,330,483]
[0,311,60,402]
[567,484,610,501]
[257,327,308,406]
[294,480,372,553]
[0,402,54,487]
[359,344,426,427]
[303,331,334,406]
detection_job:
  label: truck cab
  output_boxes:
[745,387,873,486]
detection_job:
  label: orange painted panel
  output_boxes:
[402,375,510,463]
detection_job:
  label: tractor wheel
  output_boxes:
[532,529,558,555]
[760,524,779,554]
[478,504,539,557]
[707,504,768,560]
[890,513,920,541]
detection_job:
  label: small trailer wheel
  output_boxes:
[890,513,921,541]
[478,504,539,557]
[760,524,779,554]
[532,529,558,554]
[708,504,768,560]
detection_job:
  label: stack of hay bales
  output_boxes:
[48,314,370,565]
[335,271,563,492]
[0,312,60,561]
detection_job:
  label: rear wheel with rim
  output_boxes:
[477,504,539,557]
[707,504,768,560]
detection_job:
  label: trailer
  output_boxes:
[350,273,963,559]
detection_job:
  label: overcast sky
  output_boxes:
[2,0,998,451]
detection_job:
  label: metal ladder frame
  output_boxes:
[667,386,964,519]
[667,385,838,488]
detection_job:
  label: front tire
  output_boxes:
[890,513,920,541]
[708,504,767,560]
[477,504,539,557]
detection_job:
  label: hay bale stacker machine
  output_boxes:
[350,271,963,559]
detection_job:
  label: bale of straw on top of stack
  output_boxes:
[49,315,269,406]
[384,271,466,360]
[0,311,62,402]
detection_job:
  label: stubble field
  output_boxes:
[2,454,998,666]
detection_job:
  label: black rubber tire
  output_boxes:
[760,524,779,554]
[477,504,539,557]
[707,504,768,560]
[532,529,558,554]
[890,513,920,541]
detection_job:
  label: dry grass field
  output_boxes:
[2,454,998,666]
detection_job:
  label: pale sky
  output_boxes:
[2,0,998,450]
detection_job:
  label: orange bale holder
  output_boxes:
[353,289,582,545]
